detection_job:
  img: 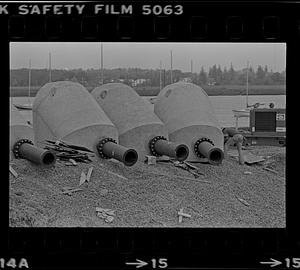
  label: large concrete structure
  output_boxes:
[10,104,56,165]
[154,82,224,164]
[91,83,189,162]
[33,81,138,166]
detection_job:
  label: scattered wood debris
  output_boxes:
[228,150,265,165]
[9,165,18,178]
[178,208,192,223]
[145,155,157,165]
[263,167,278,174]
[42,140,94,164]
[79,171,87,186]
[96,207,115,223]
[78,166,94,186]
[61,187,83,196]
[107,170,128,180]
[171,160,204,178]
[156,156,171,163]
[69,159,77,166]
[235,195,250,206]
[86,167,94,182]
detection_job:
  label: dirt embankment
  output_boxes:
[9,146,285,228]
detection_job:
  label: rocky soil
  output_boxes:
[9,146,285,228]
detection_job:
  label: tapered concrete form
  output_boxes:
[154,82,224,164]
[91,83,189,162]
[10,104,56,166]
[33,81,138,166]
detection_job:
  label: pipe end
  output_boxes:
[175,144,189,161]
[207,148,224,165]
[123,149,138,166]
[41,150,56,166]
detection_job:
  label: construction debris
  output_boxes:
[107,170,128,180]
[78,166,94,186]
[145,155,157,165]
[263,167,278,174]
[42,140,94,164]
[96,207,115,223]
[86,167,94,182]
[228,150,265,165]
[61,187,83,196]
[79,171,87,186]
[171,160,204,178]
[9,165,18,178]
[235,195,250,206]
[178,208,191,223]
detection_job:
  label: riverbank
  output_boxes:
[9,145,285,227]
[10,84,286,97]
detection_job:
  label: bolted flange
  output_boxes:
[13,139,34,159]
[97,137,117,159]
[194,137,214,158]
[148,135,167,157]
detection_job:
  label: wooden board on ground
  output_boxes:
[228,150,265,165]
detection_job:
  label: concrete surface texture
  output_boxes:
[154,82,224,162]
[33,81,118,153]
[91,83,170,161]
[10,104,34,160]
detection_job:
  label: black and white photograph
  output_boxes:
[9,42,286,227]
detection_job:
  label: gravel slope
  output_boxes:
[9,146,285,227]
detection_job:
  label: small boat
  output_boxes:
[14,103,32,110]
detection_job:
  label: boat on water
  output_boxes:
[14,103,33,110]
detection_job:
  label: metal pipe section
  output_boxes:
[97,138,138,166]
[194,138,224,165]
[13,139,56,166]
[149,136,189,161]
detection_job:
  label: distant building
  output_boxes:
[207,77,216,86]
[180,77,192,83]
[132,78,148,87]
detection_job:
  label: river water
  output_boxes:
[10,95,286,128]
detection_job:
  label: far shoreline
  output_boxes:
[10,84,286,97]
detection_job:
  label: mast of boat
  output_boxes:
[246,60,249,108]
[100,43,104,85]
[28,58,31,103]
[49,52,52,82]
[159,60,162,90]
[170,50,173,84]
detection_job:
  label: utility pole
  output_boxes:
[159,60,162,90]
[28,59,31,98]
[246,60,249,108]
[170,50,173,84]
[49,52,52,82]
[100,43,104,85]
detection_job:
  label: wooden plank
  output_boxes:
[86,167,94,182]
[79,171,87,186]
[9,165,18,178]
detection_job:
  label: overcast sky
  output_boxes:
[10,42,286,72]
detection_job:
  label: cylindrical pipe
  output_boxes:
[14,140,56,166]
[153,139,189,161]
[97,138,138,166]
[196,140,224,165]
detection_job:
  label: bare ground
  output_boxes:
[9,146,285,228]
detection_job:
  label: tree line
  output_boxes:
[10,64,285,88]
